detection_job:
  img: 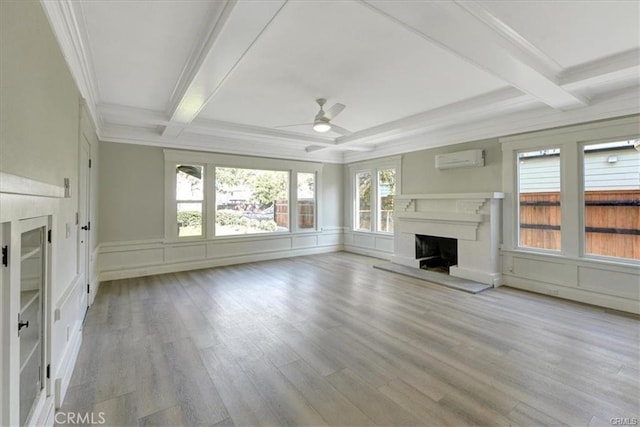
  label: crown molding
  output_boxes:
[40,0,101,128]
[560,49,640,89]
[97,82,639,164]
[99,124,346,164]
[98,103,370,152]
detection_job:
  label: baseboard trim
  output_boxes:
[54,325,83,409]
[343,245,392,261]
[449,266,502,287]
[99,244,343,281]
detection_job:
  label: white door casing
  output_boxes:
[78,135,91,312]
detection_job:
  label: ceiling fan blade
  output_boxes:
[274,123,314,129]
[329,124,352,136]
[305,145,327,153]
[324,103,345,120]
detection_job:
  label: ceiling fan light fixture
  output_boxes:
[313,121,331,133]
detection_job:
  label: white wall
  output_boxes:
[0,1,99,422]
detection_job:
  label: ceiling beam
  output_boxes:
[162,0,287,137]
[361,0,588,111]
[560,48,640,90]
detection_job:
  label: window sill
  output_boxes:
[163,229,328,245]
[349,230,394,237]
[502,248,640,269]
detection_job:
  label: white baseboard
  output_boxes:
[343,245,392,261]
[503,274,639,314]
[30,396,55,427]
[54,324,83,409]
[99,244,343,281]
[449,266,502,287]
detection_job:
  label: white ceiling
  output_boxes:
[43,0,640,163]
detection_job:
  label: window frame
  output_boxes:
[578,138,640,263]
[501,117,639,266]
[514,146,563,254]
[164,150,322,242]
[348,156,401,235]
[175,163,206,239]
[354,170,373,232]
[214,165,292,237]
[296,171,317,231]
[376,167,397,233]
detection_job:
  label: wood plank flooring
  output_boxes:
[57,252,640,426]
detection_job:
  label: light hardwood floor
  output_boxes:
[57,252,640,426]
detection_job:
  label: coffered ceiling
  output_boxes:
[42,0,640,163]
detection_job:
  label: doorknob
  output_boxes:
[81,225,89,231]
[18,320,29,331]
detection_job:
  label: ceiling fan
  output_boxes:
[277,98,352,136]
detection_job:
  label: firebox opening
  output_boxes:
[415,234,458,274]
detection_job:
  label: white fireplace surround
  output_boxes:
[390,192,504,286]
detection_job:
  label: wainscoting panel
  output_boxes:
[318,232,342,247]
[375,235,394,253]
[100,247,164,269]
[207,236,292,257]
[292,234,318,249]
[578,266,640,299]
[343,230,394,259]
[99,229,343,281]
[52,275,86,408]
[165,244,207,263]
[502,250,639,314]
[512,256,577,287]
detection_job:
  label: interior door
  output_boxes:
[78,135,91,312]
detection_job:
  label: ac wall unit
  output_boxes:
[435,149,485,170]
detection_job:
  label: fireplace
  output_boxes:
[390,192,504,286]
[415,234,457,273]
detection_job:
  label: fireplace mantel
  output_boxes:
[391,192,504,286]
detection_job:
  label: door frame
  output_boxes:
[78,133,91,312]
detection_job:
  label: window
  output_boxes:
[503,116,639,265]
[583,140,639,260]
[297,172,316,229]
[517,149,561,251]
[165,150,322,240]
[350,159,399,234]
[215,167,289,236]
[355,172,372,231]
[176,165,203,237]
[377,169,396,233]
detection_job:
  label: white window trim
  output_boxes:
[164,150,323,242]
[501,116,639,266]
[348,156,401,235]
[514,145,563,255]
